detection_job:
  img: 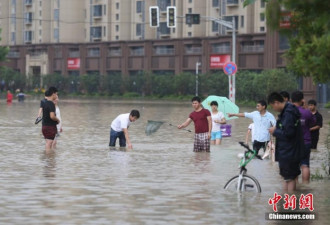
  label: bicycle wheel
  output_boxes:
[224,175,261,193]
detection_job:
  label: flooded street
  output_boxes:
[0,98,329,225]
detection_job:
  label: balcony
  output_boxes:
[90,27,102,41]
[93,5,102,19]
[25,0,33,7]
[227,0,238,6]
[24,13,33,25]
[241,45,264,53]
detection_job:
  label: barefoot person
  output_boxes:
[178,96,212,152]
[109,110,140,149]
[42,87,60,151]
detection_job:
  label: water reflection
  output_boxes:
[41,150,57,178]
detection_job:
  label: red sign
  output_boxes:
[279,12,292,29]
[223,61,237,75]
[210,54,231,69]
[67,58,80,70]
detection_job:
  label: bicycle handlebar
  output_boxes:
[238,142,263,160]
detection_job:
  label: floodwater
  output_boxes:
[0,98,329,225]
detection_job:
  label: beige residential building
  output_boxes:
[0,0,267,46]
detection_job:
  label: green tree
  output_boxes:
[0,67,26,91]
[0,29,9,62]
[244,0,330,83]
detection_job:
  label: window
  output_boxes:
[90,26,102,38]
[212,0,219,7]
[93,5,102,17]
[115,35,119,40]
[69,48,79,58]
[116,14,119,20]
[54,9,59,20]
[188,8,192,13]
[88,48,100,57]
[115,25,119,32]
[104,5,106,15]
[212,21,218,32]
[158,0,171,11]
[39,0,41,6]
[54,28,59,40]
[130,46,144,56]
[185,44,202,54]
[39,29,42,35]
[108,47,122,56]
[260,13,265,21]
[136,23,142,36]
[188,32,192,37]
[103,27,106,37]
[159,22,170,35]
[154,45,174,55]
[189,0,193,3]
[260,26,265,32]
[116,2,119,9]
[24,31,33,42]
[136,1,142,13]
[279,34,289,50]
[11,15,16,24]
[241,15,244,27]
[39,10,42,16]
[211,42,230,53]
[11,32,16,42]
[261,0,265,8]
[24,12,33,24]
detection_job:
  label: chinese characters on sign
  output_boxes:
[67,58,80,70]
[209,55,231,69]
[269,193,314,212]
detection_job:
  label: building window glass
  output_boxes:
[211,42,230,53]
[188,32,192,37]
[212,21,219,32]
[54,28,59,40]
[93,5,102,17]
[260,13,265,21]
[87,48,100,57]
[54,9,59,20]
[103,27,106,37]
[241,15,244,27]
[260,26,265,32]
[188,8,192,13]
[69,48,80,58]
[108,47,122,56]
[184,44,202,54]
[115,35,119,40]
[261,0,265,8]
[104,5,106,15]
[154,45,175,55]
[90,26,102,39]
[158,0,171,11]
[136,1,142,13]
[212,0,219,7]
[159,22,170,35]
[116,25,119,32]
[116,2,119,9]
[116,14,119,20]
[136,23,142,36]
[130,46,144,56]
[189,0,193,3]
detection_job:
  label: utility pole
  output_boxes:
[195,62,201,96]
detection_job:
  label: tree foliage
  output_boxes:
[0,29,9,62]
[244,0,330,83]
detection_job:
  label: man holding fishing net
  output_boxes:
[178,96,212,152]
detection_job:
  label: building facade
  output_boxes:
[1,0,268,45]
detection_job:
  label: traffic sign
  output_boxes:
[223,61,237,75]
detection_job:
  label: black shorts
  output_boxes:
[279,161,301,181]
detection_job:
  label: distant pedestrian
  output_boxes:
[268,92,302,193]
[280,91,290,103]
[307,99,323,151]
[178,96,212,152]
[228,100,276,155]
[209,101,226,145]
[6,90,13,103]
[291,91,316,184]
[109,110,140,149]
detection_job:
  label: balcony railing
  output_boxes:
[185,47,202,54]
[227,0,238,6]
[212,46,231,53]
[154,48,175,55]
[241,45,264,53]
[7,51,20,58]
[25,0,32,6]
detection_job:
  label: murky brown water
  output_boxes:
[0,98,329,224]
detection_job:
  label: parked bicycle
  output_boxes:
[224,142,263,193]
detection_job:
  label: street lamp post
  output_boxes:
[195,61,201,96]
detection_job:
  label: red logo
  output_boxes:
[210,55,231,69]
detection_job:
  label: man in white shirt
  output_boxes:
[228,100,276,154]
[109,110,140,149]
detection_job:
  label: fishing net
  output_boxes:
[145,120,164,136]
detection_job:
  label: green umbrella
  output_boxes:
[202,95,239,120]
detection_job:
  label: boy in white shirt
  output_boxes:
[109,110,140,149]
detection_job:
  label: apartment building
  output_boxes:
[0,0,268,46]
